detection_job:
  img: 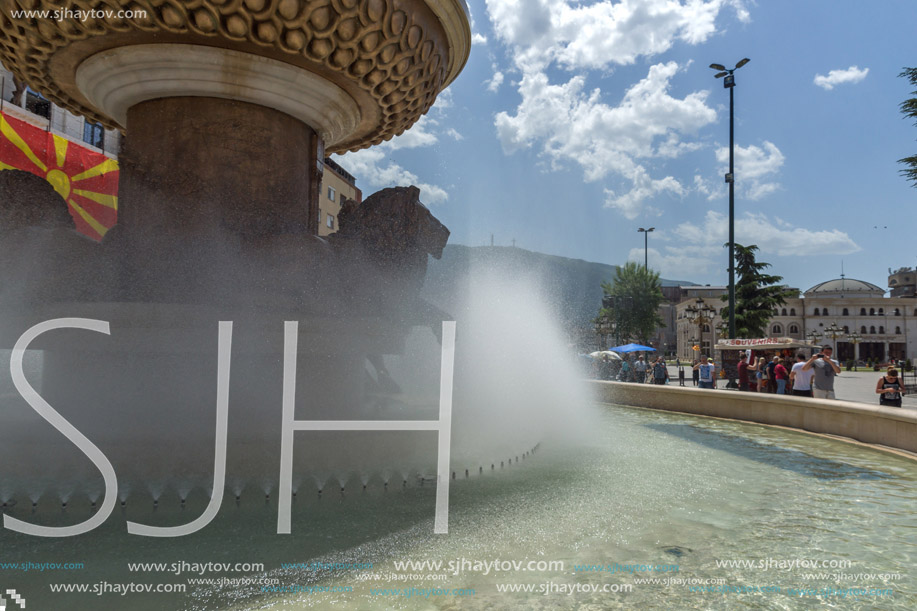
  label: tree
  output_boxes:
[899,67,917,187]
[598,261,664,344]
[722,244,793,338]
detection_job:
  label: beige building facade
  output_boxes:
[317,158,362,237]
[675,276,917,364]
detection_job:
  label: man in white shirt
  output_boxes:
[789,352,814,397]
[693,357,716,389]
[802,345,842,399]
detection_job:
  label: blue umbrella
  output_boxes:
[608,343,656,353]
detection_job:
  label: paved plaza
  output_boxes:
[665,365,917,411]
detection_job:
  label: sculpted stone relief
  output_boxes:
[0,0,451,152]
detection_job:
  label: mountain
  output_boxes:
[421,244,694,332]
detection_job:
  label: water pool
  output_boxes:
[2,404,915,610]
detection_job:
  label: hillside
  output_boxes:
[422,244,692,332]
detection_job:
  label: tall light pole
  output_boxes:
[710,58,749,342]
[637,227,655,270]
[685,298,716,357]
[847,332,862,371]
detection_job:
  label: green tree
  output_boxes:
[899,67,917,187]
[598,261,664,344]
[722,244,793,338]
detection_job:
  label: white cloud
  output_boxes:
[813,66,869,90]
[673,210,861,256]
[715,141,784,200]
[628,247,713,278]
[445,128,464,141]
[604,167,684,219]
[472,32,488,45]
[486,0,746,71]
[485,0,749,217]
[486,68,505,92]
[640,210,860,278]
[494,61,715,216]
[337,147,449,205]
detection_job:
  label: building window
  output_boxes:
[326,213,334,229]
[771,324,782,335]
[822,308,829,316]
[790,308,796,316]
[878,308,884,315]
[869,308,875,315]
[896,326,902,334]
[861,326,867,334]
[860,308,867,315]
[842,325,849,333]
[813,308,820,316]
[842,308,849,316]
[25,88,51,119]
[327,186,336,200]
[870,326,876,334]
[83,121,104,149]
[789,324,799,334]
[894,308,901,316]
[781,308,787,316]
[879,326,885,334]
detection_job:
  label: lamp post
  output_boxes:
[685,298,716,357]
[637,227,655,270]
[710,58,750,342]
[806,330,821,346]
[824,321,844,355]
[847,332,862,371]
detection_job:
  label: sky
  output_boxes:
[335,0,917,293]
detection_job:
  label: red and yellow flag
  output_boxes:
[0,110,118,240]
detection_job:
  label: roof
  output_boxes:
[804,278,884,297]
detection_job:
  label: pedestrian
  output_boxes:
[694,357,716,389]
[620,358,631,382]
[678,360,686,386]
[599,355,611,380]
[774,357,789,394]
[802,345,842,400]
[737,350,754,391]
[755,356,767,392]
[765,355,779,394]
[652,357,669,385]
[634,356,647,383]
[877,367,905,407]
[789,352,814,397]
[692,359,700,386]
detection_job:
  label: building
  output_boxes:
[655,285,727,358]
[674,274,917,364]
[2,67,122,156]
[888,267,916,297]
[318,157,362,237]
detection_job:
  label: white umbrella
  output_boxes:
[590,350,622,360]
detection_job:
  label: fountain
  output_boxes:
[2,3,915,610]
[0,0,488,532]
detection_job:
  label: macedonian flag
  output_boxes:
[1,109,118,240]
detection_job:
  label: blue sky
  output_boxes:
[335,0,917,293]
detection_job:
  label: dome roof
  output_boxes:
[804,278,885,297]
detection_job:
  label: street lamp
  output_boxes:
[637,227,655,270]
[847,332,862,370]
[710,58,750,342]
[685,298,716,356]
[806,330,821,346]
[823,321,844,355]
